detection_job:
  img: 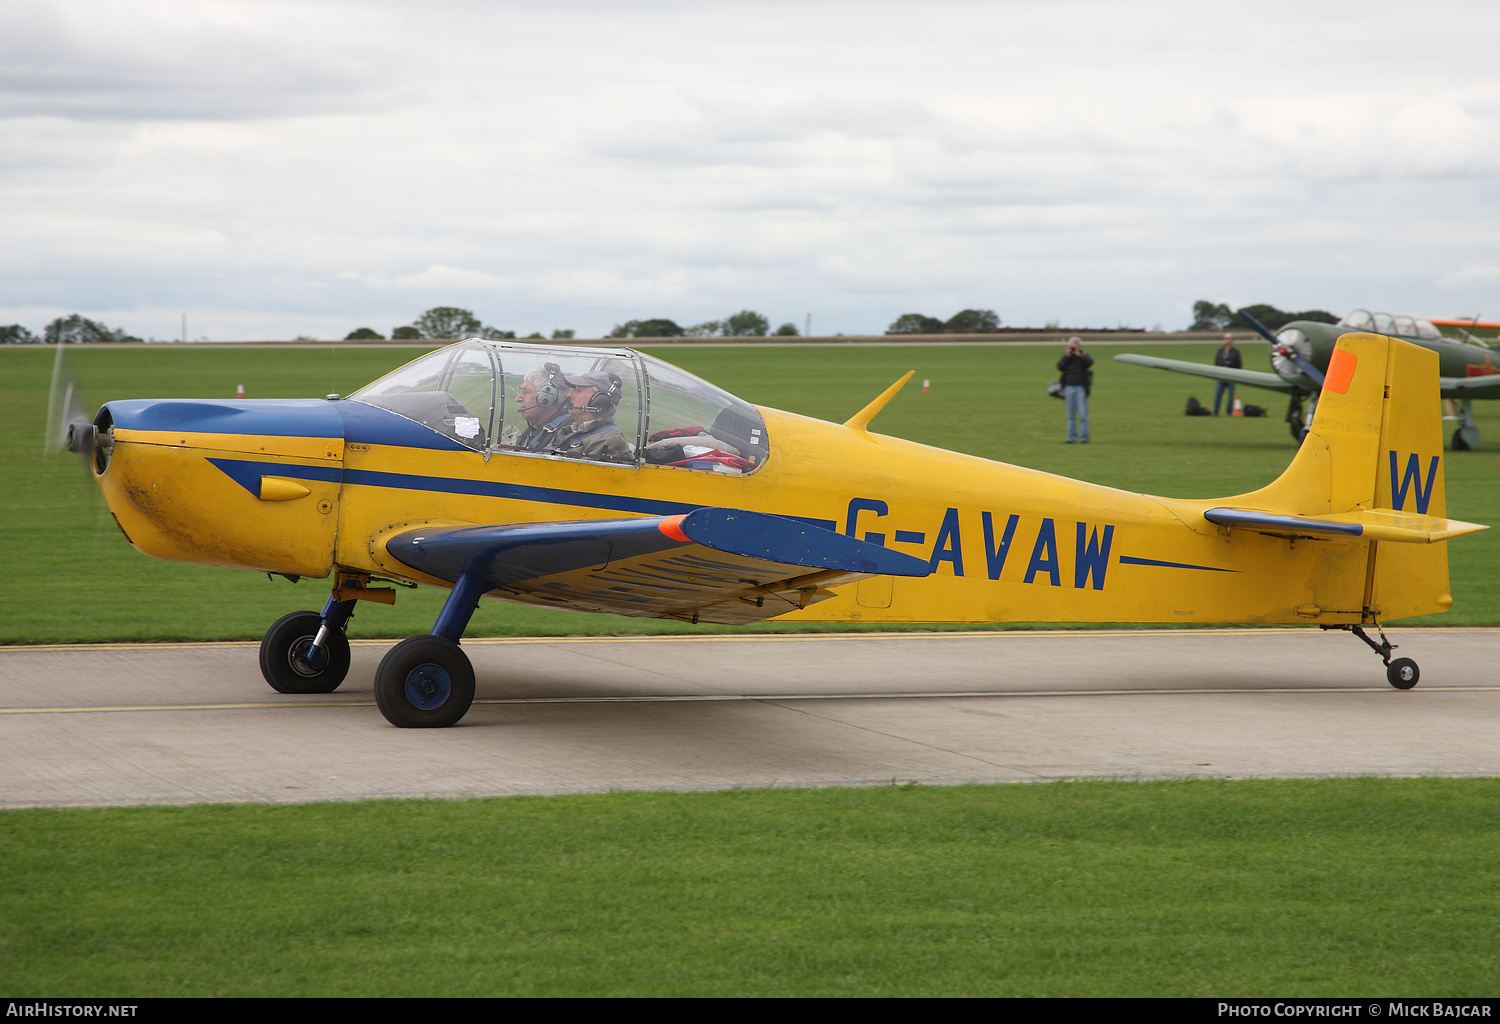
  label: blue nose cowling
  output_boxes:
[101,398,346,439]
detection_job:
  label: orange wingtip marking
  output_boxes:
[1324,348,1356,395]
[658,515,691,543]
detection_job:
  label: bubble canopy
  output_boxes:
[1339,309,1442,341]
[349,339,770,473]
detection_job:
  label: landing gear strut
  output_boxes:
[259,595,356,694]
[1286,394,1317,444]
[1327,624,1419,689]
[1452,397,1480,451]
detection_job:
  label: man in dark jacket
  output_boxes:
[551,370,632,462]
[1213,333,1242,415]
[1057,336,1093,443]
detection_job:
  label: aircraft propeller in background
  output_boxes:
[1115,310,1500,449]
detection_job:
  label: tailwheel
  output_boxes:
[1386,658,1419,690]
[1330,624,1419,690]
[260,610,351,694]
[374,636,475,728]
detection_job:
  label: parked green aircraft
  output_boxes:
[1116,310,1500,449]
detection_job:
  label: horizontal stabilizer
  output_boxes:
[383,507,931,624]
[1113,353,1301,393]
[1205,507,1486,544]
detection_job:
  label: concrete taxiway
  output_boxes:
[2,628,1497,808]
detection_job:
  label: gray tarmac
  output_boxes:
[2,627,1497,808]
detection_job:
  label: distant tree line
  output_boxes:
[346,307,576,342]
[15,300,1346,345]
[1,315,143,344]
[1191,301,1338,332]
[887,309,1001,334]
[607,310,799,339]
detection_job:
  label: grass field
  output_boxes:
[2,341,1497,642]
[3,778,1497,997]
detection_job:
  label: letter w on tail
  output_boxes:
[1389,452,1439,514]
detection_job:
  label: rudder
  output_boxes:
[1368,334,1451,620]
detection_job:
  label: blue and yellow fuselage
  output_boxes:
[94,334,1475,630]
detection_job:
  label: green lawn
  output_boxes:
[3,778,1497,997]
[2,341,1496,643]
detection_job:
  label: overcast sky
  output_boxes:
[4,0,1500,340]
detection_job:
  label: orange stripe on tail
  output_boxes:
[1323,348,1357,394]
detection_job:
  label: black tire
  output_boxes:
[374,636,475,728]
[1387,657,1419,690]
[259,611,351,694]
[1452,427,1473,452]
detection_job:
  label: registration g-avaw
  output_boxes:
[55,331,1485,727]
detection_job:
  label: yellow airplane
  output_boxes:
[66,332,1485,727]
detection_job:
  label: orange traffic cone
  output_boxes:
[922,377,930,392]
[1231,396,1243,416]
[236,382,245,398]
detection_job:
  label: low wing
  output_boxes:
[383,507,932,624]
[1205,507,1487,544]
[1440,374,1500,399]
[1113,354,1303,394]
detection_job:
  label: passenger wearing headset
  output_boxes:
[551,370,631,462]
[513,362,573,450]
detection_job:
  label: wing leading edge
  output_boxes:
[1116,354,1500,400]
[1440,374,1500,399]
[383,507,932,624]
[1113,353,1302,393]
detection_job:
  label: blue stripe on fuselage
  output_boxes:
[1118,555,1236,572]
[208,458,343,495]
[344,467,701,515]
[207,456,701,516]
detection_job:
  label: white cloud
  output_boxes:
[1438,266,1500,289]
[391,265,517,292]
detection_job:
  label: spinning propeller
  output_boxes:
[45,342,110,475]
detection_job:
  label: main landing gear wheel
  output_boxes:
[260,610,351,694]
[1387,658,1419,690]
[374,636,475,728]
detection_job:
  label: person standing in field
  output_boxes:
[1057,336,1093,443]
[1213,332,1242,415]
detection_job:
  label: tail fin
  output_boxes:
[1226,332,1474,620]
[1366,334,1455,619]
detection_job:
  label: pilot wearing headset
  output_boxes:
[513,362,573,450]
[551,370,631,462]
